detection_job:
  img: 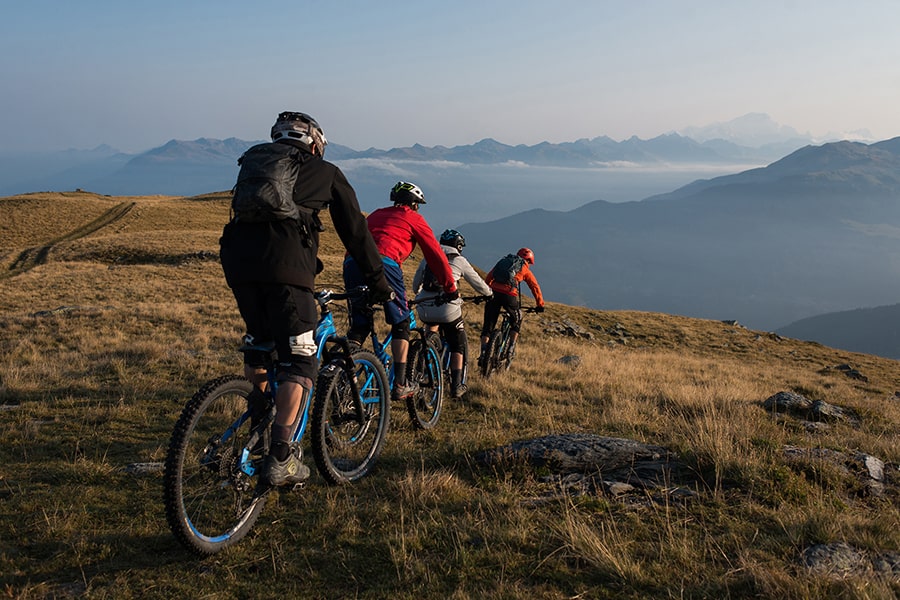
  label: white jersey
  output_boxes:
[412,245,492,323]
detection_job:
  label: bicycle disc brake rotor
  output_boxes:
[328,378,371,448]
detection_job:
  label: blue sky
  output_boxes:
[3,0,899,154]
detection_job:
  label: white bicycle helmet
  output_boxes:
[390,181,426,205]
[271,111,328,157]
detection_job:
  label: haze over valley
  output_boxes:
[0,113,812,224]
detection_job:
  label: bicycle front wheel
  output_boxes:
[311,350,390,484]
[163,375,267,556]
[406,334,444,430]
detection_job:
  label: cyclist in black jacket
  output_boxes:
[220,111,392,487]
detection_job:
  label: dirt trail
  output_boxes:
[1,202,135,280]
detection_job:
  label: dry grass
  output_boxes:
[0,191,898,599]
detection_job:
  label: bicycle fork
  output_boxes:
[329,336,367,426]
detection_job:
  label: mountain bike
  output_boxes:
[480,299,540,379]
[416,295,489,401]
[163,287,390,556]
[356,295,444,430]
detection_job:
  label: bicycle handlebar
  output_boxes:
[410,293,492,307]
[320,287,533,314]
[315,286,371,305]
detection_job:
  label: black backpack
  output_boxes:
[421,251,458,292]
[491,253,525,286]
[231,142,307,222]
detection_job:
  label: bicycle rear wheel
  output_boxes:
[163,375,267,556]
[481,330,501,379]
[500,337,515,371]
[406,334,444,429]
[311,350,390,484]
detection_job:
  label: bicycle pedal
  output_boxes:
[290,481,307,492]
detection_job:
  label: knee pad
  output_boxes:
[348,324,369,344]
[391,318,410,342]
[509,311,523,333]
[447,328,467,354]
[288,331,317,357]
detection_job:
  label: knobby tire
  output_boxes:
[163,375,267,556]
[405,334,444,430]
[501,331,515,371]
[481,330,501,379]
[311,350,390,485]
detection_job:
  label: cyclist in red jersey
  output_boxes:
[343,181,458,400]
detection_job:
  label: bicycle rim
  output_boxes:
[311,351,390,484]
[163,375,267,556]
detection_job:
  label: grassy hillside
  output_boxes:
[0,191,898,599]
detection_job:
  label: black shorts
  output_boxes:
[230,283,318,382]
[480,292,521,338]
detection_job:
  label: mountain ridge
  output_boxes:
[0,113,829,198]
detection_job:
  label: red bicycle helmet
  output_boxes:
[517,247,535,265]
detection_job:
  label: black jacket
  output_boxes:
[219,140,384,291]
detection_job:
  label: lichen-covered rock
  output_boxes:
[764,391,813,412]
[803,542,871,578]
[476,433,672,474]
[476,433,686,498]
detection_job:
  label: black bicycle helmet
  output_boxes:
[390,181,426,205]
[439,229,466,252]
[271,111,327,157]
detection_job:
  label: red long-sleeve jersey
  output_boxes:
[366,205,456,293]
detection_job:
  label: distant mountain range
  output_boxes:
[459,136,900,343]
[0,113,835,198]
[328,131,803,167]
[776,303,900,359]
